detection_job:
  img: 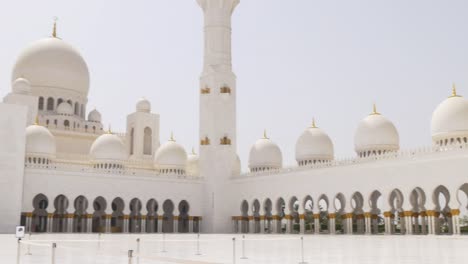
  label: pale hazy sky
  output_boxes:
[0,0,467,170]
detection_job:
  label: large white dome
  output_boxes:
[154,137,187,173]
[295,121,334,165]
[90,133,127,162]
[354,106,399,156]
[431,87,468,144]
[248,132,282,172]
[12,37,89,98]
[25,124,56,158]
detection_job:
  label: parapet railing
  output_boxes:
[239,143,468,177]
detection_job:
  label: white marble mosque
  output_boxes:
[0,0,467,238]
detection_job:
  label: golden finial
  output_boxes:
[169,131,175,141]
[263,129,269,139]
[191,147,196,155]
[450,83,460,97]
[371,103,380,115]
[311,118,317,128]
[52,17,58,38]
[34,115,39,125]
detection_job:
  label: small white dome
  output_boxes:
[25,124,56,158]
[295,121,334,165]
[12,77,31,94]
[88,109,102,123]
[154,137,187,172]
[136,98,151,113]
[57,102,73,115]
[186,149,199,176]
[12,37,89,97]
[248,132,282,171]
[431,86,468,144]
[90,133,127,162]
[354,106,399,155]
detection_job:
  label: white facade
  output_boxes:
[0,1,467,236]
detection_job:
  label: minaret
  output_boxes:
[197,0,239,233]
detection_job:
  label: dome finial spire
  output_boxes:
[191,147,196,155]
[52,17,58,38]
[263,129,269,139]
[34,115,39,125]
[450,82,460,97]
[107,124,112,134]
[170,131,175,141]
[311,118,317,128]
[371,103,380,115]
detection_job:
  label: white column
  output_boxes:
[272,217,278,233]
[47,214,53,233]
[314,214,320,234]
[157,217,163,233]
[420,212,427,235]
[25,214,32,233]
[260,217,265,233]
[364,213,371,235]
[189,218,194,233]
[383,212,392,235]
[413,214,419,234]
[141,218,146,233]
[249,217,255,234]
[105,216,111,233]
[285,216,292,234]
[87,215,92,233]
[67,215,73,233]
[299,214,305,234]
[174,218,178,233]
[451,209,460,235]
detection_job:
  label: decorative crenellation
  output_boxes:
[220,136,231,145]
[220,86,231,94]
[200,136,210,145]
[200,87,211,94]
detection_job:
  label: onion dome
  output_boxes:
[431,84,468,146]
[154,133,187,175]
[186,148,199,176]
[12,77,31,94]
[87,109,102,123]
[25,122,56,161]
[295,119,334,166]
[354,104,399,157]
[248,130,282,172]
[12,35,89,99]
[136,98,151,113]
[90,131,127,166]
[56,102,73,115]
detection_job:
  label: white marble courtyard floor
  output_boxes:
[1,233,467,264]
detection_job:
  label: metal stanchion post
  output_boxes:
[26,233,32,255]
[16,239,21,264]
[195,233,201,255]
[51,243,56,264]
[232,237,236,264]
[128,250,133,264]
[136,238,140,264]
[298,236,307,264]
[240,235,247,259]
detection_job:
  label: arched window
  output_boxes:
[143,127,152,155]
[57,98,63,107]
[81,104,85,118]
[74,103,79,115]
[38,97,44,110]
[67,99,72,106]
[64,120,70,127]
[130,128,134,155]
[47,97,54,111]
